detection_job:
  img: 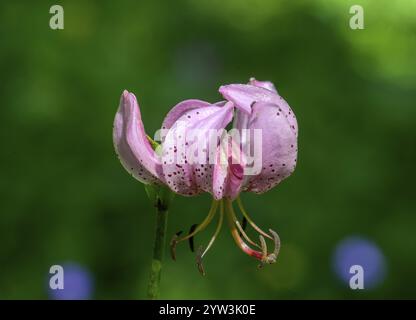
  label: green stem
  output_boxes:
[147,199,169,300]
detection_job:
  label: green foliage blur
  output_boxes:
[1,0,415,299]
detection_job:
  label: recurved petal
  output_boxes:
[113,90,163,184]
[161,99,211,130]
[218,84,254,114]
[219,83,298,134]
[161,102,234,196]
[190,103,234,196]
[243,101,298,194]
[249,77,278,93]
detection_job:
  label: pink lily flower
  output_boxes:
[113,78,298,274]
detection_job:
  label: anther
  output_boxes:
[259,229,280,265]
[170,231,183,261]
[269,229,281,257]
[257,235,268,268]
[259,235,268,257]
[196,246,206,276]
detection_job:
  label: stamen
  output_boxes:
[179,200,219,242]
[196,201,224,276]
[225,199,264,261]
[236,197,273,240]
[235,221,261,249]
[170,200,219,261]
[227,201,261,249]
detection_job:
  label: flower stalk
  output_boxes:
[146,183,174,299]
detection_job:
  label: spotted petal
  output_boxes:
[241,101,298,193]
[219,83,298,134]
[161,99,211,130]
[161,102,234,196]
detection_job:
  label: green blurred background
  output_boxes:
[1,0,415,299]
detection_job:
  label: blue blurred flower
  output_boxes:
[48,262,94,300]
[332,236,386,289]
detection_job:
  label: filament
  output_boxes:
[227,200,261,249]
[196,201,225,275]
[175,200,219,243]
[236,196,273,240]
[225,198,264,261]
[201,201,224,258]
[171,199,219,260]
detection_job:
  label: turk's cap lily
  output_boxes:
[113,78,298,274]
[113,80,297,199]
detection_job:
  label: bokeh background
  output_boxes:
[1,0,415,299]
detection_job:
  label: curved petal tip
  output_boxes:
[113,90,163,184]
